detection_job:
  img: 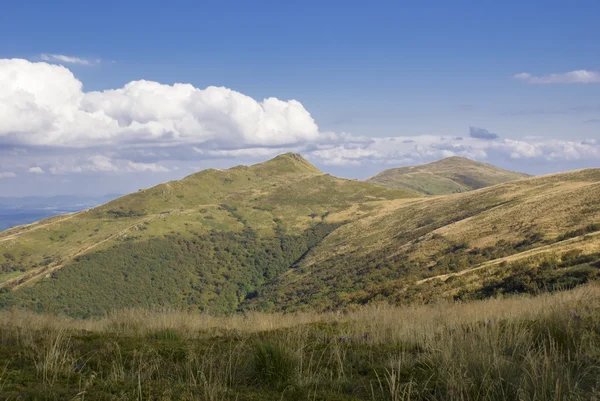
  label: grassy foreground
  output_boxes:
[1,286,600,400]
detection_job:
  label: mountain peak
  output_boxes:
[251,153,322,176]
[367,156,529,195]
[439,156,471,162]
[422,156,485,167]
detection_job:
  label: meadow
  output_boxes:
[1,284,599,400]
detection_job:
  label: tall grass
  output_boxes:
[0,284,599,400]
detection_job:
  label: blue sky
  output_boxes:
[0,0,599,196]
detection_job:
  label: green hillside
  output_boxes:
[366,156,530,194]
[1,154,599,318]
[0,153,416,316]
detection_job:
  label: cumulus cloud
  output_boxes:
[514,70,600,84]
[0,59,320,149]
[0,171,17,178]
[469,126,499,140]
[40,54,100,65]
[1,58,599,184]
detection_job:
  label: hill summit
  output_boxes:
[366,156,530,195]
[246,152,322,176]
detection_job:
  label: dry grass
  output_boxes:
[1,285,599,399]
[1,284,598,340]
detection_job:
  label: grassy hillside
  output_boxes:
[366,156,530,194]
[253,168,600,311]
[1,154,599,317]
[0,153,415,316]
[1,285,599,400]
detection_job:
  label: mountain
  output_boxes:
[366,156,530,194]
[0,153,415,316]
[0,154,598,317]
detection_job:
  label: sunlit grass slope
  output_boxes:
[255,168,600,310]
[366,156,530,194]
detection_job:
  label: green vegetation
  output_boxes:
[1,154,600,316]
[0,286,599,400]
[0,223,340,317]
[367,156,529,194]
[249,342,296,387]
[459,252,600,300]
[0,153,412,290]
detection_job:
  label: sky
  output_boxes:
[0,0,599,196]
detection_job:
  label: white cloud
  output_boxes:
[1,58,599,183]
[0,171,16,178]
[0,59,320,149]
[40,54,100,66]
[307,134,600,166]
[49,155,119,174]
[126,161,170,173]
[193,147,289,158]
[46,155,171,175]
[514,70,600,84]
[87,155,119,172]
[311,147,380,165]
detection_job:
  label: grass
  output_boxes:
[1,284,599,400]
[0,153,413,291]
[260,168,600,310]
[367,156,530,194]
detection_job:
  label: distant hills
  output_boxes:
[1,154,598,317]
[366,156,530,194]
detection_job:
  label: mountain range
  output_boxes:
[1,153,598,317]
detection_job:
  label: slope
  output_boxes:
[2,155,599,317]
[0,153,417,316]
[366,156,530,194]
[251,168,600,310]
